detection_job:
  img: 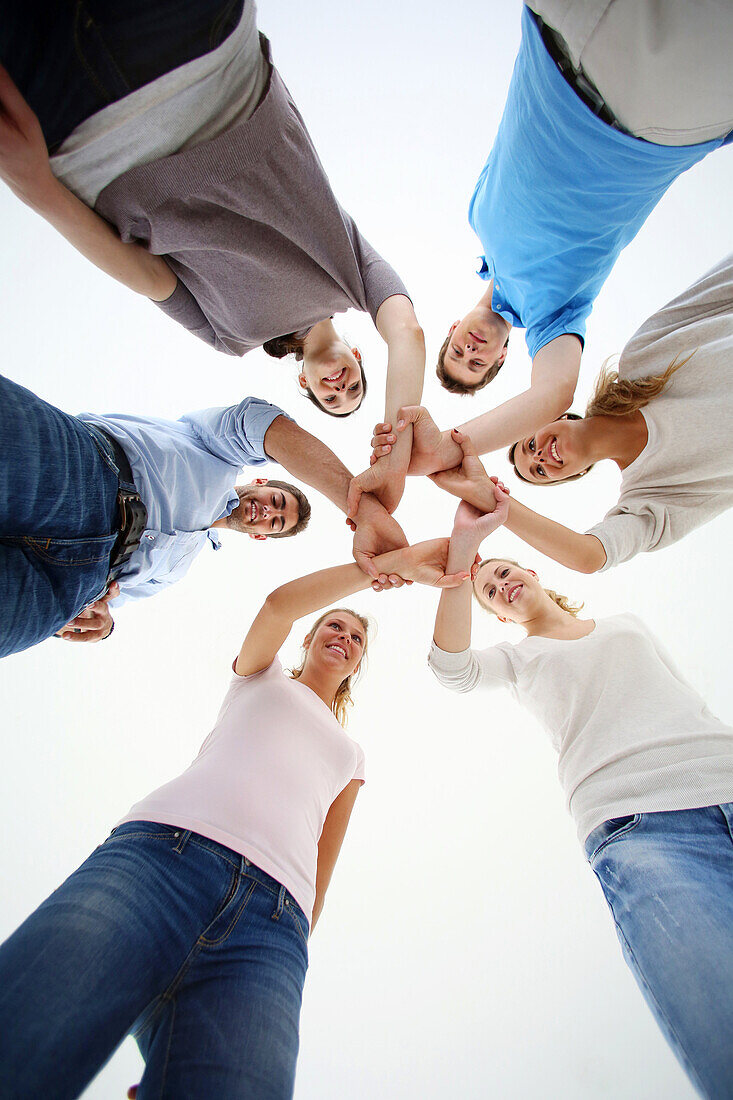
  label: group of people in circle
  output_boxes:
[1,1,732,1097]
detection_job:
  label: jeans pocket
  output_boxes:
[284,898,310,950]
[585,814,642,863]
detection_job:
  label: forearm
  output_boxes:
[383,326,425,469]
[264,415,352,514]
[504,499,605,573]
[458,384,572,456]
[433,537,478,652]
[28,176,176,300]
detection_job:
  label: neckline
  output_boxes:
[524,619,597,645]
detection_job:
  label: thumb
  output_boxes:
[346,479,363,520]
[395,405,421,432]
[354,549,379,581]
[450,428,478,458]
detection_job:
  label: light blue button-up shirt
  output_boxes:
[78,398,287,606]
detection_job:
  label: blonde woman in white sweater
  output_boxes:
[428,485,733,1100]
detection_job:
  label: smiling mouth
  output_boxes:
[323,367,346,383]
[507,583,523,603]
[326,643,347,659]
[250,500,258,524]
[549,439,562,464]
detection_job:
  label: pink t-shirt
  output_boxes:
[119,657,365,921]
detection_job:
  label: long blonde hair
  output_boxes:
[474,558,583,618]
[288,608,370,727]
[585,352,692,419]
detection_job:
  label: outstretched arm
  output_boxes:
[456,335,581,455]
[235,543,473,677]
[0,65,176,301]
[433,489,510,655]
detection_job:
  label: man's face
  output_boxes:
[231,482,300,539]
[441,311,508,388]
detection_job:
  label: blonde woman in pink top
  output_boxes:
[0,539,469,1099]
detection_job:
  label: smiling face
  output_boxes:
[229,482,301,538]
[303,611,367,680]
[473,559,543,623]
[299,345,365,415]
[511,416,592,485]
[440,311,509,389]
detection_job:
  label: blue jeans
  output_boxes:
[1,0,244,151]
[0,375,121,658]
[585,804,733,1099]
[0,822,309,1099]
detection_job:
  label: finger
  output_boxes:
[345,481,363,520]
[345,518,357,532]
[372,422,391,436]
[386,574,404,588]
[371,444,392,459]
[100,582,120,602]
[369,453,377,466]
[370,432,395,449]
[435,572,470,589]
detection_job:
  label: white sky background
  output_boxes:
[2,1,733,1097]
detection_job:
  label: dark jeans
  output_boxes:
[1,0,244,151]
[0,823,309,1099]
[0,375,120,658]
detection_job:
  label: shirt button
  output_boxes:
[146,534,155,541]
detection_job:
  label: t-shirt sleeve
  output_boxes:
[524,304,589,360]
[153,278,234,354]
[342,210,411,322]
[427,642,516,693]
[351,742,366,785]
[231,655,282,681]
[181,398,290,466]
[587,505,659,571]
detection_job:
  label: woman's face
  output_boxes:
[474,560,543,623]
[304,612,366,678]
[512,417,591,484]
[299,346,364,415]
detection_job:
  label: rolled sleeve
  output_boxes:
[180,399,291,467]
[428,643,485,693]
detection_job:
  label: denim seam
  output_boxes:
[601,898,709,1098]
[199,878,257,947]
[588,815,642,863]
[82,423,122,480]
[153,994,176,1100]
[284,900,309,948]
[186,836,242,874]
[19,538,114,567]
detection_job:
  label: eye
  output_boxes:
[535,465,547,479]
[324,395,337,404]
[348,382,360,394]
[500,568,509,578]
[327,621,340,630]
[351,633,362,646]
[452,345,461,357]
[488,586,496,599]
[528,438,536,453]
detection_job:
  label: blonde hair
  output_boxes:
[585,352,692,419]
[473,558,583,618]
[288,608,370,727]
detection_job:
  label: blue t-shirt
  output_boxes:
[469,6,727,360]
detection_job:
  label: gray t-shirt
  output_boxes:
[429,614,733,843]
[94,38,408,356]
[589,253,733,569]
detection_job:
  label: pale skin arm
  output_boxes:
[262,415,410,582]
[429,443,607,575]
[0,65,176,301]
[311,779,361,930]
[235,545,472,677]
[433,493,510,655]
[346,295,425,516]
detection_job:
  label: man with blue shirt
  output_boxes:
[0,375,408,657]
[432,0,732,461]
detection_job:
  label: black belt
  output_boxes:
[536,15,628,134]
[96,428,149,584]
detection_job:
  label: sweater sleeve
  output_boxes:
[427,642,515,693]
[588,502,665,571]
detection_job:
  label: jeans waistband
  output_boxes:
[110,821,306,917]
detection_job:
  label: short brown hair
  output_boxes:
[436,334,508,395]
[263,479,311,538]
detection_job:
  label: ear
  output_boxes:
[351,346,362,363]
[498,616,507,623]
[302,632,312,651]
[297,372,308,390]
[248,533,267,541]
[527,570,538,578]
[449,321,458,335]
[496,343,509,368]
[250,477,268,486]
